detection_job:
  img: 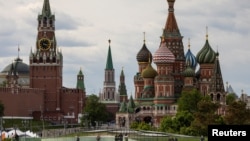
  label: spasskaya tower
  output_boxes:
[29,0,63,111]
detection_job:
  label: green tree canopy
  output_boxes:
[226,93,237,105]
[82,94,108,126]
[177,89,202,113]
[224,100,250,124]
[190,96,221,136]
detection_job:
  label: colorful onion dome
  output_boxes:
[153,37,175,64]
[185,39,197,70]
[182,64,195,77]
[136,38,152,63]
[196,31,216,64]
[141,62,157,78]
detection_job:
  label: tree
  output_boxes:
[82,94,108,127]
[158,116,175,133]
[224,100,250,124]
[177,89,202,113]
[159,111,194,134]
[190,96,221,136]
[226,93,236,105]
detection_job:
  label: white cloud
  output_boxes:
[0,0,249,96]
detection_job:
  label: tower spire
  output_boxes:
[42,0,52,17]
[106,39,114,69]
[164,0,180,38]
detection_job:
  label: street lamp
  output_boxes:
[83,112,88,129]
[22,120,29,141]
[0,117,4,141]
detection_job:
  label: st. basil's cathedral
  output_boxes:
[115,0,227,128]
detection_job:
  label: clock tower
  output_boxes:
[29,0,63,111]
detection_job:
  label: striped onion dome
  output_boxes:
[196,34,216,64]
[185,39,197,70]
[153,38,175,64]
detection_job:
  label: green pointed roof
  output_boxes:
[127,95,135,113]
[120,68,124,77]
[76,68,85,91]
[118,68,127,96]
[38,0,55,20]
[42,0,52,16]
[105,40,114,70]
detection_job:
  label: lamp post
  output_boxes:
[0,117,3,141]
[22,119,29,141]
[83,112,88,129]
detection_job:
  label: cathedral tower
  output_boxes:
[163,0,185,95]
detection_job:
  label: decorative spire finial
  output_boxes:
[206,26,208,40]
[108,39,111,46]
[18,44,20,58]
[188,38,190,49]
[161,28,165,42]
[143,32,146,44]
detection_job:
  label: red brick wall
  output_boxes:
[0,88,44,117]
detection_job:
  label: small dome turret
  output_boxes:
[141,62,157,78]
[185,38,197,69]
[136,33,152,63]
[182,63,195,77]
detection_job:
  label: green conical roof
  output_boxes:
[42,0,51,17]
[127,95,135,113]
[38,0,55,20]
[76,68,85,91]
[105,40,113,70]
[118,68,127,96]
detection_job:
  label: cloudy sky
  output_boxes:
[0,0,249,97]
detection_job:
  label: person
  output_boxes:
[200,135,204,141]
[76,135,80,141]
[96,134,101,141]
[124,133,128,141]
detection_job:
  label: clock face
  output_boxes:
[39,38,51,50]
